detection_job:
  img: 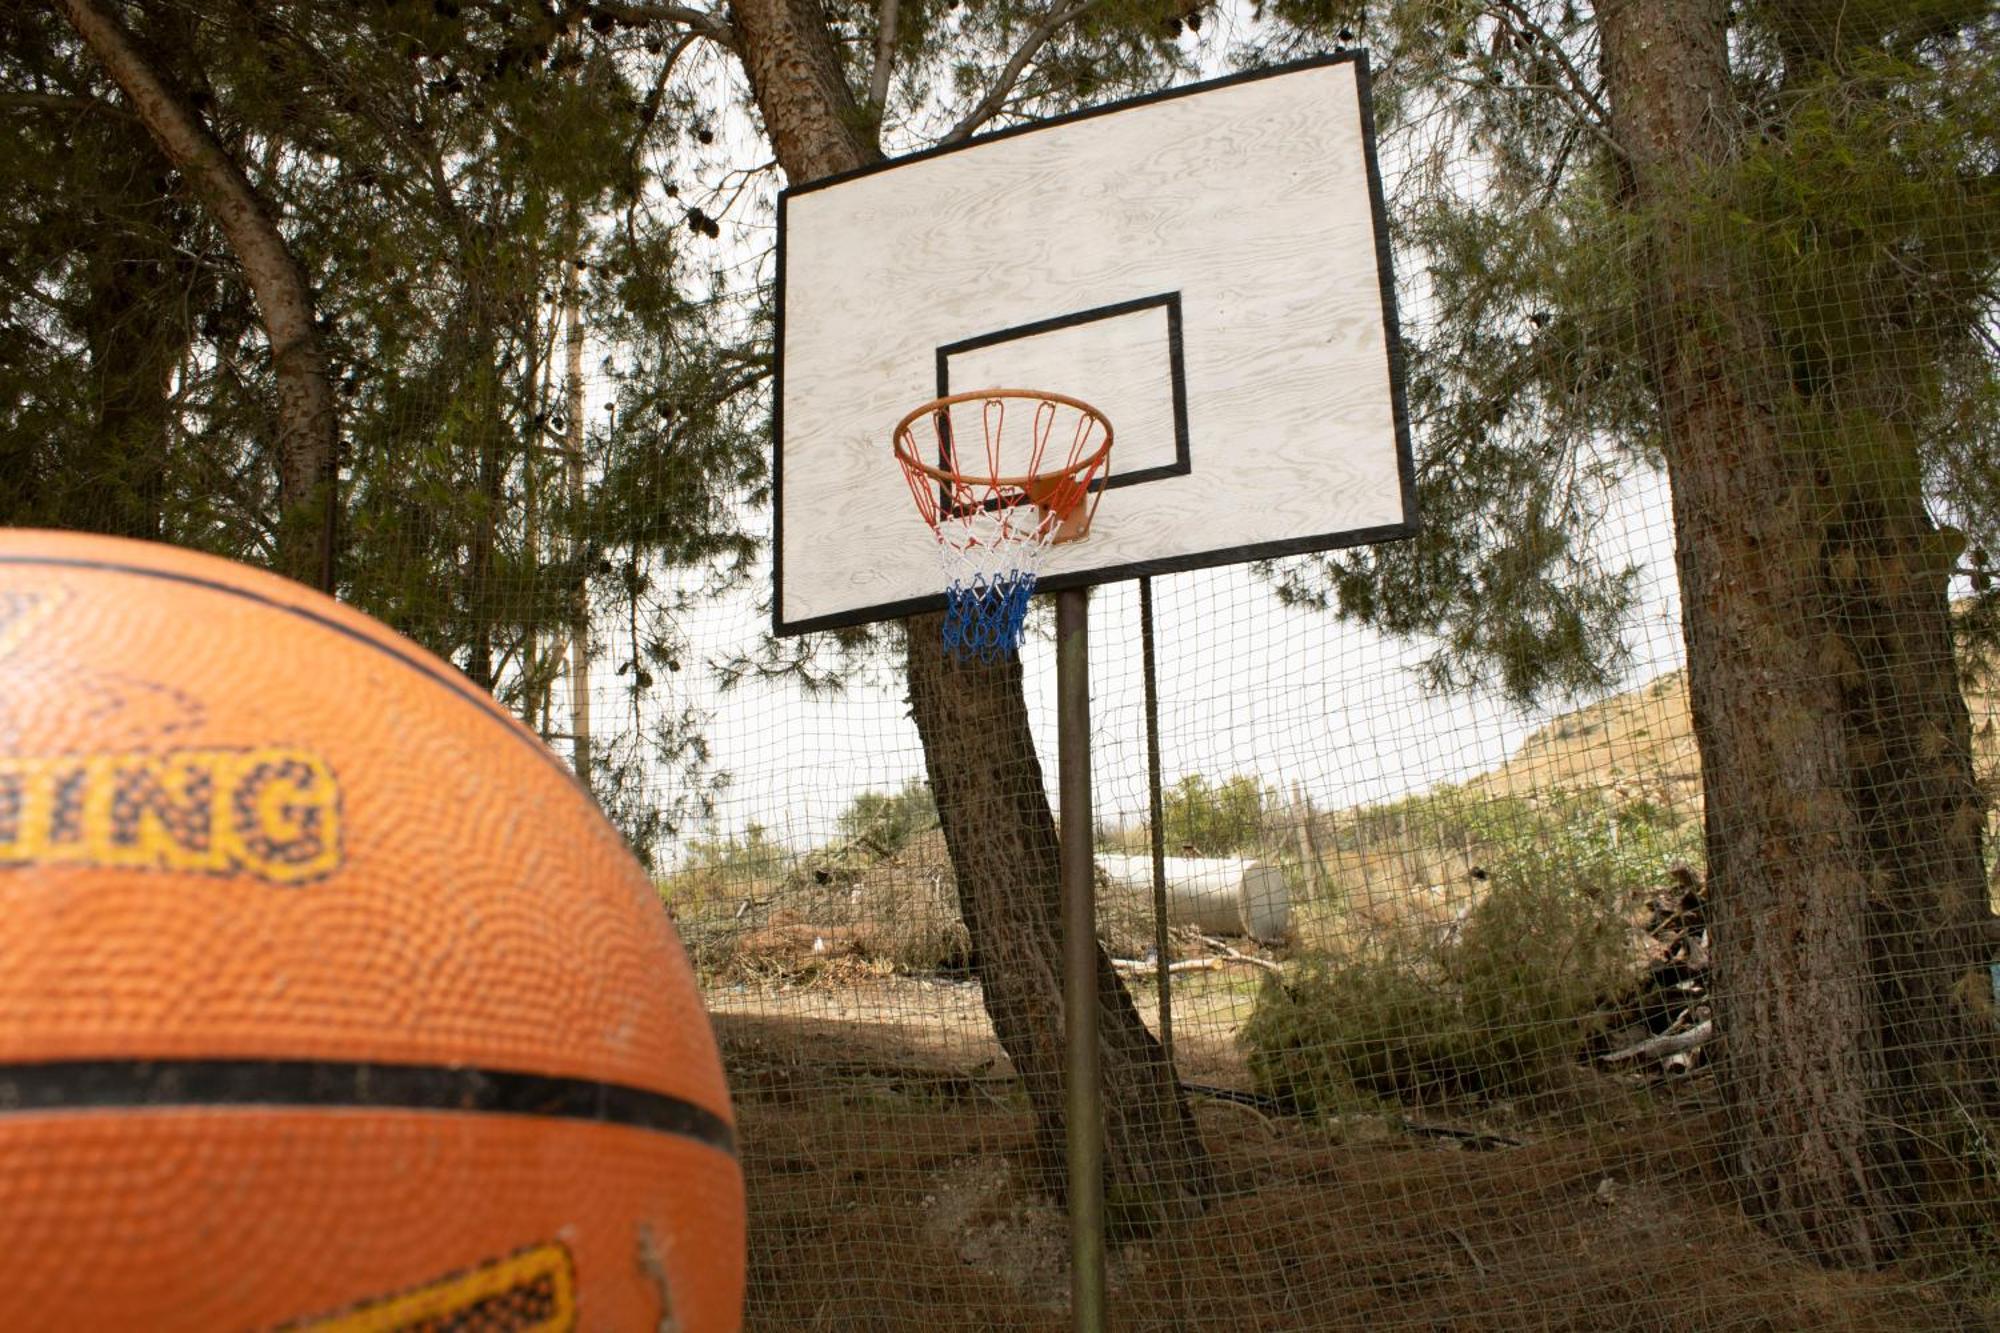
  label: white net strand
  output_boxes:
[936,504,1054,662]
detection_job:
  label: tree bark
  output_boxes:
[907,646,1213,1232]
[58,0,337,590]
[727,0,1213,1233]
[71,146,192,542]
[1599,0,1998,1267]
[728,0,870,184]
[564,257,594,792]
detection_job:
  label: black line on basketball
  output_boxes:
[0,1058,736,1155]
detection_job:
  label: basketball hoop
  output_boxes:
[894,389,1112,663]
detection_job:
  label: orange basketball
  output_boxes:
[0,530,743,1330]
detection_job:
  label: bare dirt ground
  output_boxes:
[707,969,1263,1088]
[711,975,1983,1332]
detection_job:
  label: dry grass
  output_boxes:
[676,827,1185,983]
[1470,671,1704,809]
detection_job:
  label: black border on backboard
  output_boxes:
[772,49,1419,638]
[935,291,1192,494]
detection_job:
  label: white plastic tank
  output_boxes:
[1095,854,1291,943]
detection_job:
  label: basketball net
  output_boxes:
[894,391,1112,664]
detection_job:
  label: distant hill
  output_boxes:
[1465,663,2000,814]
[1469,670,1701,811]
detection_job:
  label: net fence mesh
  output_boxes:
[7,0,2000,1327]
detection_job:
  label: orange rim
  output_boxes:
[891,389,1114,494]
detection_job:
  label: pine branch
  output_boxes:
[867,0,900,119]
[591,2,738,52]
[1486,0,1621,151]
[0,90,135,120]
[940,0,1101,146]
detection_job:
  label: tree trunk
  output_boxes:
[58,0,337,590]
[72,154,191,542]
[727,0,1213,1233]
[907,643,1213,1233]
[728,0,871,185]
[565,256,594,791]
[1599,0,1998,1267]
[463,356,503,694]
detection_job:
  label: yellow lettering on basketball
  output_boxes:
[0,747,341,884]
[285,1242,576,1333]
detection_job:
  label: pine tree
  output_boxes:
[3,1,761,856]
[1252,0,2000,1265]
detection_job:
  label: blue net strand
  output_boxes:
[941,569,1038,664]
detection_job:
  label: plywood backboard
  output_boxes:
[774,53,1413,634]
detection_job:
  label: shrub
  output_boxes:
[1245,793,1671,1111]
[1244,949,1470,1112]
[1333,787,1545,858]
[836,779,937,855]
[1162,773,1279,854]
[660,821,789,905]
[1453,860,1637,1088]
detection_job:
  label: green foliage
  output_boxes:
[1337,781,1702,880]
[1155,773,1279,855]
[3,3,765,855]
[1335,786,1538,857]
[0,7,225,543]
[1249,789,1697,1111]
[1245,950,1460,1111]
[661,822,790,904]
[1456,852,1644,1064]
[1238,1,2000,701]
[836,780,938,855]
[1246,879,1633,1110]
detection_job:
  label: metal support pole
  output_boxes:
[1139,576,1173,1066]
[1056,586,1105,1333]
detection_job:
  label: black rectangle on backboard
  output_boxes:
[935,292,1191,491]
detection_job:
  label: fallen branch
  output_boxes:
[1111,953,1282,977]
[1180,1082,1281,1133]
[1113,956,1230,976]
[1442,1224,1489,1274]
[1599,1019,1713,1065]
[1194,933,1288,975]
